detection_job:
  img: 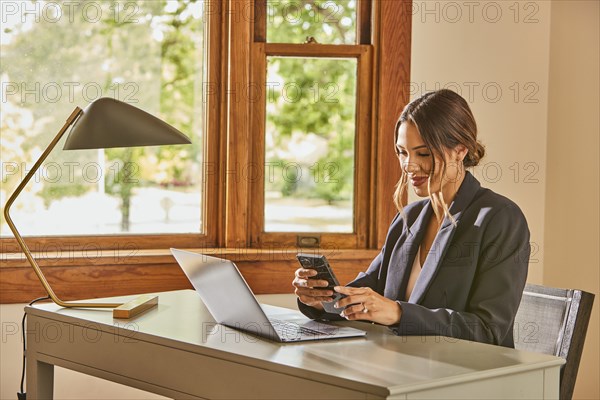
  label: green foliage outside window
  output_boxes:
[265,1,357,205]
[1,0,203,232]
[1,0,358,234]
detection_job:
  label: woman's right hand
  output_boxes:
[293,268,334,311]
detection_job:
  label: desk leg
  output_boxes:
[26,358,54,400]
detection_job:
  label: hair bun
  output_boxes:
[465,141,485,167]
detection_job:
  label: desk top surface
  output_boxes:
[28,290,564,396]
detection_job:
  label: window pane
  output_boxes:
[267,0,356,44]
[0,0,205,237]
[264,57,356,233]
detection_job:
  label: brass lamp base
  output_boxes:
[113,295,159,319]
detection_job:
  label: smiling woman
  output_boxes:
[294,89,532,348]
[394,89,486,223]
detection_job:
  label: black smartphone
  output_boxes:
[296,253,346,314]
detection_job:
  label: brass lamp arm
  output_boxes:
[3,107,121,308]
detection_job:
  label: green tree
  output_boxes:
[1,0,203,233]
[265,1,357,203]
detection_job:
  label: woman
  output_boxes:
[292,89,530,347]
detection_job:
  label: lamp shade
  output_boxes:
[63,97,191,150]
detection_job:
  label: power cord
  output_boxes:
[18,296,50,400]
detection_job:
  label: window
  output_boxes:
[1,0,411,257]
[1,0,215,248]
[263,55,358,234]
[267,0,357,44]
[244,0,374,248]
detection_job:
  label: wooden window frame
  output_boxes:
[0,1,224,254]
[228,0,410,249]
[251,1,373,249]
[249,43,372,249]
[1,0,412,303]
[1,0,411,253]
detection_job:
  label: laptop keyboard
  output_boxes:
[269,318,332,340]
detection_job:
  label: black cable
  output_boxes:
[19,296,50,400]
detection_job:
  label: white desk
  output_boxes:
[26,290,564,399]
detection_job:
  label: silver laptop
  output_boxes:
[171,248,367,342]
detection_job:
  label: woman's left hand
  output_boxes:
[334,286,402,326]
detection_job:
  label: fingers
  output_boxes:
[294,287,334,298]
[293,268,329,289]
[334,286,373,308]
[292,277,330,289]
[342,303,367,315]
[340,302,371,320]
[297,295,334,307]
[336,291,402,325]
[293,269,334,306]
[295,267,316,279]
[296,287,334,306]
[334,286,370,295]
[332,286,375,320]
[336,295,370,309]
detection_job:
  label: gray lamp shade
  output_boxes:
[63,97,191,150]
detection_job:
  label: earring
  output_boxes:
[454,159,464,186]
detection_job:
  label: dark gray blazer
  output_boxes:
[299,171,530,347]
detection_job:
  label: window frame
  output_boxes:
[0,0,223,252]
[249,42,373,248]
[247,0,374,249]
[0,0,412,255]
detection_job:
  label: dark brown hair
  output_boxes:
[393,89,485,216]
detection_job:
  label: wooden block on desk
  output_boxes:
[113,295,158,319]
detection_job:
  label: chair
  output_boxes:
[513,283,595,400]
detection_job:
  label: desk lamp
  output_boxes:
[4,98,191,318]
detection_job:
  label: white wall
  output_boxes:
[411,1,599,398]
[410,0,552,284]
[544,1,600,399]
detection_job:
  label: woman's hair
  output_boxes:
[393,89,485,221]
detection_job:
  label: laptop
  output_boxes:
[171,248,367,342]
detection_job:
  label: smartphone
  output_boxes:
[296,253,346,314]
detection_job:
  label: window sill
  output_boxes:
[1,248,379,304]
